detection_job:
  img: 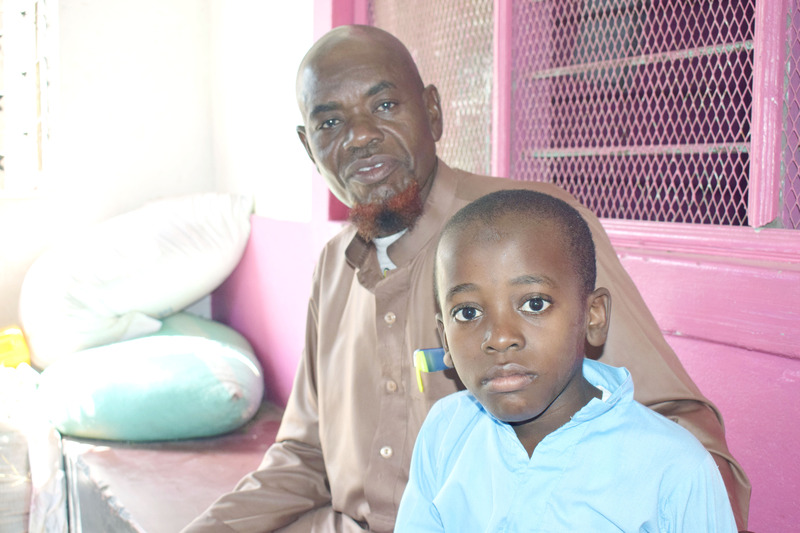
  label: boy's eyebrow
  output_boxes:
[309,81,396,119]
[444,275,554,302]
[510,274,555,287]
[444,283,478,302]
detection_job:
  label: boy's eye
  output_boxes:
[520,297,551,314]
[453,306,482,322]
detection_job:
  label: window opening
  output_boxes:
[512,0,755,226]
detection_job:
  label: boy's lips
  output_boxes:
[482,363,536,393]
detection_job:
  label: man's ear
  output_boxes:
[423,85,444,142]
[435,313,454,368]
[296,125,318,167]
[586,287,611,348]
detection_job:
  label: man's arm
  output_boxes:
[182,295,333,532]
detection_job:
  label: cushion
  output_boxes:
[19,193,253,369]
[36,312,264,441]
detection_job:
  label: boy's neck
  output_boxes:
[512,377,602,458]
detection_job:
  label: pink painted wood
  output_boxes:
[750,0,788,227]
[491,0,512,178]
[667,335,800,533]
[607,220,800,358]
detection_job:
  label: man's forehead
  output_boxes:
[300,58,405,109]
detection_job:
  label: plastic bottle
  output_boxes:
[0,326,31,367]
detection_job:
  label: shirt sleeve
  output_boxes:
[394,406,445,533]
[659,452,738,533]
[182,287,333,532]
[572,199,750,528]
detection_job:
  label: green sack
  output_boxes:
[37,313,264,441]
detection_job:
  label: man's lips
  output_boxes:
[482,363,536,393]
[346,155,399,186]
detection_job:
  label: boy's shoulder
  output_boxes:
[423,391,489,440]
[584,360,711,469]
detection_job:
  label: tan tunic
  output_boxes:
[183,161,749,532]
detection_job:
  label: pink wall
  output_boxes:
[667,335,800,531]
[211,215,340,406]
[614,225,800,532]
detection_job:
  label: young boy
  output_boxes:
[395,190,737,532]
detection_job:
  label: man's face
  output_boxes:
[435,215,591,426]
[296,38,442,211]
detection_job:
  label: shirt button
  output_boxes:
[386,380,398,393]
[384,312,396,325]
[380,446,394,459]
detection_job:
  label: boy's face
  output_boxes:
[435,214,607,426]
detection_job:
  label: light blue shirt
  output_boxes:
[395,359,737,532]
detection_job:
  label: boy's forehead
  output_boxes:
[436,214,567,275]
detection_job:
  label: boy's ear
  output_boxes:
[586,287,611,348]
[435,313,454,368]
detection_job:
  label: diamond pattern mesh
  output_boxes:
[783,1,800,229]
[368,0,798,228]
[512,0,754,225]
[368,0,494,175]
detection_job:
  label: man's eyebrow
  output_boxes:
[310,102,341,118]
[366,80,396,97]
[308,81,396,119]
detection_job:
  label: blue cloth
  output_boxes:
[395,359,737,532]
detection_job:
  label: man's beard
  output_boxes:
[348,181,424,241]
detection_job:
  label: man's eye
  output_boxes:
[453,307,482,322]
[376,101,396,112]
[520,297,551,314]
[319,118,340,130]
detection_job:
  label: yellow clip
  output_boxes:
[414,350,428,393]
[413,348,446,393]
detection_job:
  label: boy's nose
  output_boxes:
[481,316,524,355]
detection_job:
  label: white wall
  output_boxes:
[209,1,314,221]
[0,0,315,327]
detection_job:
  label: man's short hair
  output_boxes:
[438,189,597,297]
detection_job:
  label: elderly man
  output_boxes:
[184,25,750,532]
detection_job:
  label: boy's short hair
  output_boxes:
[437,189,597,297]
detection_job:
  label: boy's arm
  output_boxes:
[661,453,738,533]
[576,204,750,530]
[395,414,445,532]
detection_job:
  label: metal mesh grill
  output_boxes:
[368,0,494,175]
[512,0,755,225]
[783,2,800,229]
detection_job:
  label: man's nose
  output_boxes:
[343,113,384,151]
[481,314,524,355]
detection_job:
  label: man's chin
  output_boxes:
[348,181,424,241]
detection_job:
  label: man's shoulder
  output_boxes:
[309,224,359,281]
[449,167,579,206]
